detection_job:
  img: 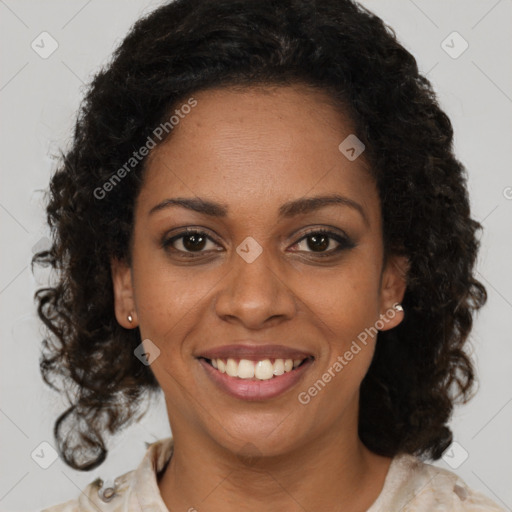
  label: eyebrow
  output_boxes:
[149,194,368,225]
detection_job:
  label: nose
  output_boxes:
[213,243,297,329]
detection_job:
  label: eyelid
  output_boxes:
[295,226,350,242]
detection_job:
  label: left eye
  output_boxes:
[292,230,351,255]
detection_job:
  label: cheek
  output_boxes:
[296,272,381,416]
[131,262,214,400]
[294,255,382,390]
[298,257,382,338]
[133,265,213,345]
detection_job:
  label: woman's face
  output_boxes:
[112,84,407,456]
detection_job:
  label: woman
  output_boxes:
[35,0,504,510]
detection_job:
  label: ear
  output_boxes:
[378,254,408,331]
[111,257,138,328]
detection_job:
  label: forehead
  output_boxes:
[138,84,379,224]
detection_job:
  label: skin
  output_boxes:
[111,84,408,512]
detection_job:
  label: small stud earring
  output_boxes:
[393,303,404,312]
[127,314,133,323]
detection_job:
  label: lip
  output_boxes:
[198,343,313,361]
[198,356,314,401]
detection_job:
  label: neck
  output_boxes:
[158,416,392,512]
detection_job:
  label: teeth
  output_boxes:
[209,357,306,380]
[254,359,273,380]
[273,359,284,376]
[226,358,238,377]
[238,359,255,379]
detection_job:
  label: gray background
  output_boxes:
[0,1,511,510]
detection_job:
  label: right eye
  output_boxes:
[161,229,221,256]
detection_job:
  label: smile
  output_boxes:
[198,355,314,401]
[205,357,309,380]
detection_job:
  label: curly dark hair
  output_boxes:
[32,0,487,471]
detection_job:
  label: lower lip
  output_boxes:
[198,358,313,401]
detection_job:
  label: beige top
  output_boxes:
[42,437,505,511]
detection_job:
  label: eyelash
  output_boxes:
[161,227,355,259]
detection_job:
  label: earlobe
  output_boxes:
[110,257,138,328]
[378,254,408,331]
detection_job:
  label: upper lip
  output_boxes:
[198,343,314,361]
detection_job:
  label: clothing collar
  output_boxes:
[129,436,174,511]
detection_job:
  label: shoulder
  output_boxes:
[41,470,135,512]
[371,453,506,512]
[41,437,174,512]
